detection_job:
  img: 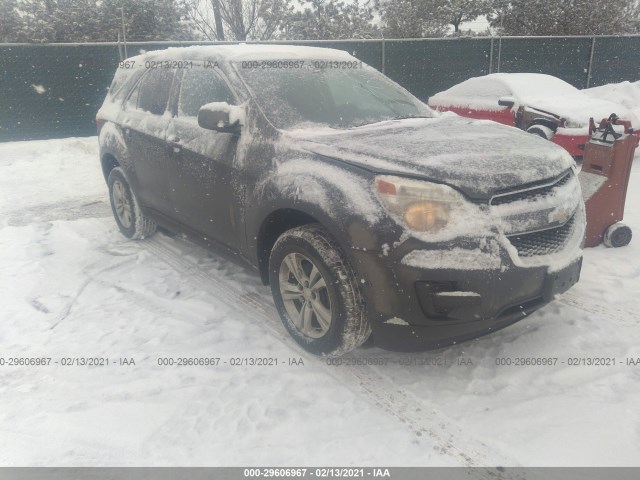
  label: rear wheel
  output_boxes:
[108,167,156,239]
[269,224,371,356]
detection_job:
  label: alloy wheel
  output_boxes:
[112,180,133,229]
[278,252,332,338]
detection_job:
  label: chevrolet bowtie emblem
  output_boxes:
[549,207,572,225]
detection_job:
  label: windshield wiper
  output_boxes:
[391,115,432,120]
[355,81,403,116]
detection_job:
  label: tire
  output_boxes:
[527,124,554,140]
[107,167,157,240]
[603,222,632,248]
[269,224,371,356]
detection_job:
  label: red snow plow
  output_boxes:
[580,114,638,248]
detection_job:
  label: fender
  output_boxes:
[98,121,143,193]
[246,155,392,266]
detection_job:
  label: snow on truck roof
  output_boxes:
[489,73,579,98]
[126,44,356,63]
[429,73,581,111]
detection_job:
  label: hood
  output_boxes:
[526,93,639,126]
[282,115,574,200]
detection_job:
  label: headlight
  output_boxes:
[375,176,467,233]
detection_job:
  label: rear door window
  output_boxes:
[137,68,175,115]
[177,68,236,118]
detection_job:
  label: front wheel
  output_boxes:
[527,124,555,140]
[269,224,371,356]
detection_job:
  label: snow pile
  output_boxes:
[583,81,640,126]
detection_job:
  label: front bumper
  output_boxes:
[552,129,588,159]
[349,236,583,352]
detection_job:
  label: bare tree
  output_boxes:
[184,0,292,40]
[434,0,490,33]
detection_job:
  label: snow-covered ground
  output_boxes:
[1,136,639,466]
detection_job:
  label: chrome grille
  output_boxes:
[507,215,576,257]
[490,172,572,206]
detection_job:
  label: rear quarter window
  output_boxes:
[107,66,144,104]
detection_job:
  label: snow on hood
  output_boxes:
[499,73,638,126]
[283,115,574,200]
[583,81,640,127]
[523,93,638,126]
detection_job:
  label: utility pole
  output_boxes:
[120,6,128,59]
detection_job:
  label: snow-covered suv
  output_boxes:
[97,45,585,356]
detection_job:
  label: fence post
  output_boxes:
[381,37,386,74]
[497,36,502,73]
[117,32,123,62]
[586,36,596,88]
[489,36,494,74]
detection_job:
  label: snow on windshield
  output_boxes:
[236,61,432,129]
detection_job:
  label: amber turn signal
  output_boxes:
[403,202,448,232]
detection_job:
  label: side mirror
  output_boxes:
[198,102,244,133]
[498,96,515,108]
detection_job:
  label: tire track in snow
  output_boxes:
[558,291,637,327]
[3,197,110,227]
[143,233,517,470]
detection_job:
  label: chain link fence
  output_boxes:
[1,35,639,141]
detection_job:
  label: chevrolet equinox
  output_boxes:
[97,45,585,356]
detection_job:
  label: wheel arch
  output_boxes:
[256,208,321,285]
[526,119,558,133]
[101,152,120,182]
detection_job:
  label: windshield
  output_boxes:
[235,60,433,129]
